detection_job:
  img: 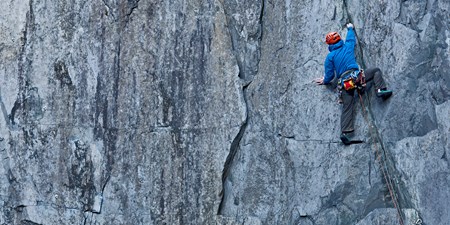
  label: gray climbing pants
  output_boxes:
[341,67,387,133]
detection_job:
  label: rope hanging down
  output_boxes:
[346,14,408,224]
[358,91,405,225]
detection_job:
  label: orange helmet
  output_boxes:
[325,32,341,45]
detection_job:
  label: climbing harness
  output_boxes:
[339,69,366,91]
[337,69,366,103]
[357,90,405,225]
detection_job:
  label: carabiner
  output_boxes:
[415,218,422,225]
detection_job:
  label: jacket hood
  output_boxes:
[328,40,344,52]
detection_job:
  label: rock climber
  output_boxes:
[314,23,393,145]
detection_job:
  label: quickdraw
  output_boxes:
[356,69,366,88]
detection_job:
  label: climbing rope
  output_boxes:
[357,91,405,225]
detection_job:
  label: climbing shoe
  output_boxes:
[340,133,364,145]
[340,133,351,145]
[376,89,392,100]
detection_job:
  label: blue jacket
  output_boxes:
[323,27,359,84]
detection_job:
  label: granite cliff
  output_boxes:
[0,0,449,224]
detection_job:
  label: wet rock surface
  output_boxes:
[0,0,448,224]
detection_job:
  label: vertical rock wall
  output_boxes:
[219,0,449,224]
[0,0,449,224]
[1,0,245,224]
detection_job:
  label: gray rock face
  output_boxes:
[0,0,448,225]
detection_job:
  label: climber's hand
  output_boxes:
[347,23,354,29]
[314,78,324,85]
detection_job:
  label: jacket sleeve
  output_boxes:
[345,27,356,49]
[323,54,335,84]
